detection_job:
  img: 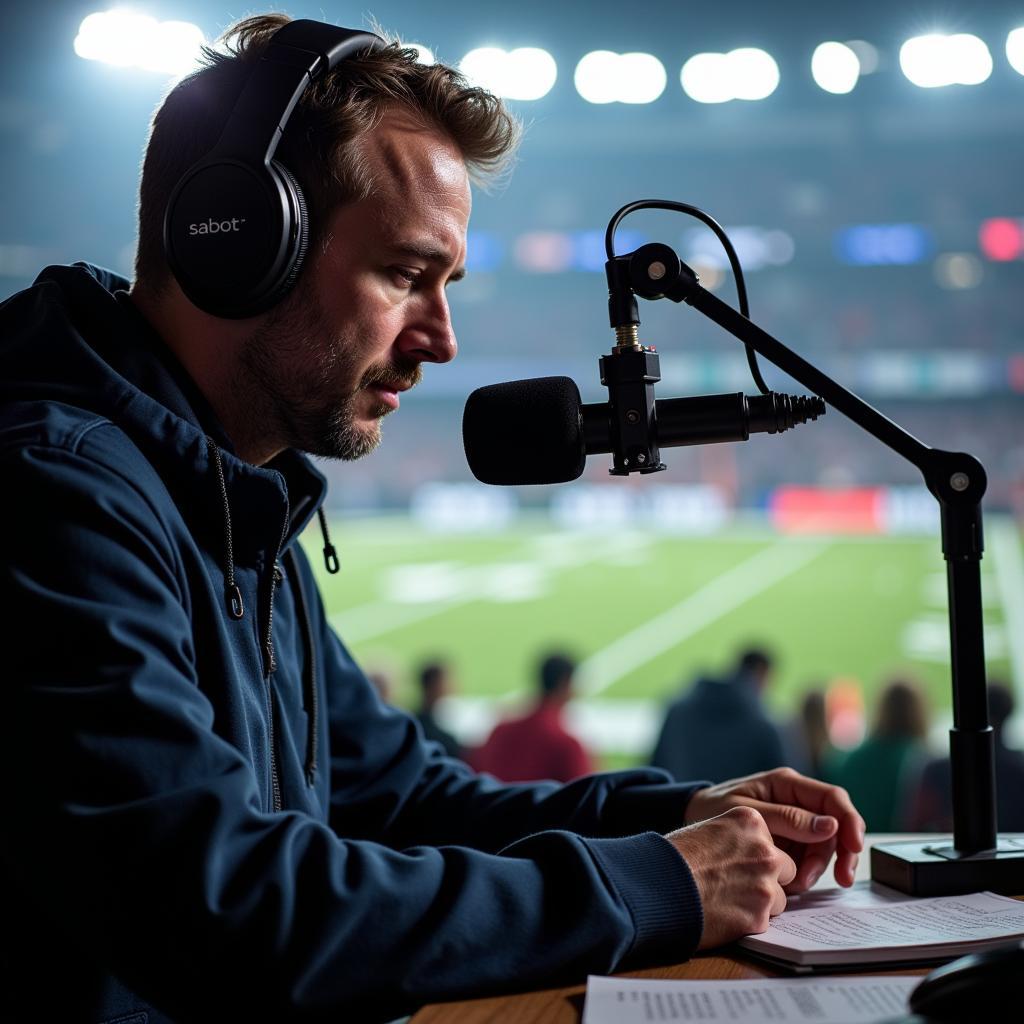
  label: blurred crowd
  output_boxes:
[649,647,1024,834]
[370,646,1024,834]
[369,651,595,784]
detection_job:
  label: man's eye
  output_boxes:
[390,267,420,287]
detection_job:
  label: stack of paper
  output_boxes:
[738,887,1024,970]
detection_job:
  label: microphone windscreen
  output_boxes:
[463,376,586,485]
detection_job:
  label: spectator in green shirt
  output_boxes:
[827,678,929,831]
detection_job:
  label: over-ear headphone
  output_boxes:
[163,20,384,319]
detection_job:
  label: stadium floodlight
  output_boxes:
[899,33,993,88]
[680,52,732,103]
[1008,28,1024,75]
[617,53,667,104]
[845,39,879,75]
[137,20,207,75]
[681,48,779,103]
[74,10,206,76]
[573,51,665,104]
[811,41,861,94]
[574,51,618,103]
[729,48,779,100]
[459,47,505,91]
[75,11,149,67]
[459,46,557,101]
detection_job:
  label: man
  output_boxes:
[1,14,864,1022]
[415,658,464,759]
[651,647,788,783]
[473,651,595,782]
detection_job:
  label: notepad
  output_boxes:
[737,888,1024,971]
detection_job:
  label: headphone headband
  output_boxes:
[213,23,385,165]
[163,20,386,318]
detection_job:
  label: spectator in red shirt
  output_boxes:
[473,652,596,783]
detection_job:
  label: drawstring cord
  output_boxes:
[208,439,244,619]
[207,436,323,785]
[318,506,339,574]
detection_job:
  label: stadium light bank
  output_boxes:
[73,10,1024,104]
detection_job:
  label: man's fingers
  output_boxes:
[741,798,838,843]
[835,848,860,887]
[821,788,865,858]
[686,771,868,872]
[775,846,798,887]
[785,836,837,893]
[694,769,869,897]
[763,771,865,854]
[769,883,788,919]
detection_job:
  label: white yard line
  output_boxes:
[989,517,1024,695]
[328,598,464,643]
[574,540,830,698]
[328,531,652,644]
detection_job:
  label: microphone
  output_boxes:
[463,376,825,485]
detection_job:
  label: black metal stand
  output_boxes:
[619,247,1024,895]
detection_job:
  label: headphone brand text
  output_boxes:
[188,217,247,236]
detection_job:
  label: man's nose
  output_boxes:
[399,291,458,365]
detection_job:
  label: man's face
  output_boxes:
[242,110,470,461]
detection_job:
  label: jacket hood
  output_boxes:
[0,262,329,557]
[1,263,221,442]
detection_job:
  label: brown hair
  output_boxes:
[799,689,830,775]
[134,14,520,290]
[873,678,928,741]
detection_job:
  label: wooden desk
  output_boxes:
[411,956,930,1023]
[409,835,943,1024]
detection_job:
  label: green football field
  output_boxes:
[301,515,1024,766]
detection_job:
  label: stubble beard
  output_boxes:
[239,284,421,462]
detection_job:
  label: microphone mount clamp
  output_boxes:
[600,242,822,478]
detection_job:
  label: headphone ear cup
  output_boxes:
[263,160,310,307]
[163,157,310,318]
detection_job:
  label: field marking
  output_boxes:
[574,540,830,698]
[989,518,1024,694]
[328,531,653,643]
[329,594,466,643]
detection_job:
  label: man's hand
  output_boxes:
[665,806,797,950]
[684,767,866,892]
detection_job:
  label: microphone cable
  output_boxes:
[604,200,771,397]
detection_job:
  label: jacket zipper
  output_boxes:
[209,437,290,814]
[286,547,319,784]
[263,561,283,814]
[262,505,291,814]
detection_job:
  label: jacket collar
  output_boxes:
[14,263,328,559]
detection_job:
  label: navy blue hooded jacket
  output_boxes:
[651,673,786,784]
[0,264,706,1023]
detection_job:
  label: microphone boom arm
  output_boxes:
[615,242,1018,894]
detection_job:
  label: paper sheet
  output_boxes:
[783,879,916,913]
[582,975,920,1024]
[749,890,1024,953]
